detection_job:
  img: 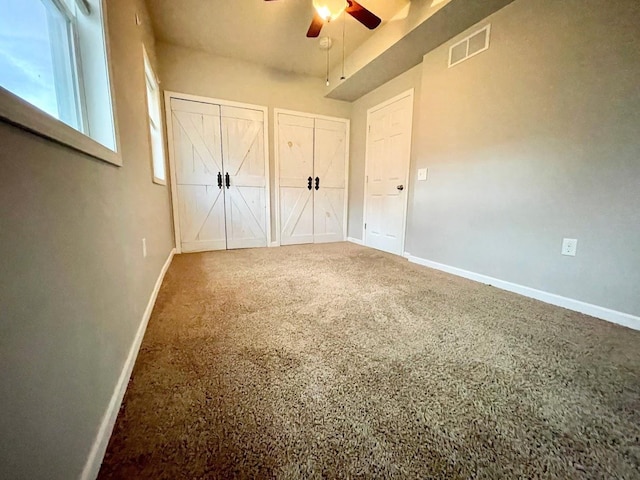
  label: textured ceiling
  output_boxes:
[145,0,410,78]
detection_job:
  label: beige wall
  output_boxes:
[0,0,175,478]
[157,42,352,240]
[348,0,640,317]
[347,63,423,240]
[405,0,640,316]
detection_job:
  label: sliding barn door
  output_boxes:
[313,119,347,244]
[221,106,268,249]
[277,114,315,246]
[170,99,227,252]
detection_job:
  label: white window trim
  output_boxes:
[0,0,121,166]
[142,46,167,185]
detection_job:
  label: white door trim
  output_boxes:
[164,90,271,253]
[273,107,350,247]
[362,88,414,255]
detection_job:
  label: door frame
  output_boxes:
[273,108,350,247]
[164,91,271,254]
[362,89,414,256]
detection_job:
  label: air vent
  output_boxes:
[448,24,491,68]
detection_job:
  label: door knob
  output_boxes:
[397,185,404,191]
[315,177,320,191]
[307,176,313,190]
[225,172,230,189]
[217,172,223,189]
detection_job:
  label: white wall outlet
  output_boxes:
[142,238,147,258]
[417,168,428,181]
[561,238,577,256]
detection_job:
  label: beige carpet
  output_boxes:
[98,242,640,479]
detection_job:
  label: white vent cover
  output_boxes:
[448,24,491,68]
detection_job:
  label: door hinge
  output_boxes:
[364,223,367,230]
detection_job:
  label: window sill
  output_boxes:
[0,87,122,166]
[152,176,167,186]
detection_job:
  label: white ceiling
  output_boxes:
[145,0,410,78]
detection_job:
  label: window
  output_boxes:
[0,0,81,128]
[0,0,119,165]
[143,47,166,185]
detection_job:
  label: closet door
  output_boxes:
[221,106,268,249]
[277,114,315,246]
[313,118,347,244]
[170,99,227,253]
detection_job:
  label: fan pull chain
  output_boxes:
[341,13,346,80]
[326,44,330,87]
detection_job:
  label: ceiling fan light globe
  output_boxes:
[313,0,346,21]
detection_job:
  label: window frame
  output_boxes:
[0,0,121,166]
[142,46,167,186]
[45,0,85,129]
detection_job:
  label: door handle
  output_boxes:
[315,177,320,191]
[217,172,223,189]
[397,185,404,191]
[307,176,313,190]
[225,172,230,189]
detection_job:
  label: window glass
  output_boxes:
[0,0,59,118]
[0,0,80,128]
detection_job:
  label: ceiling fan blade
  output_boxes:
[306,11,325,37]
[346,0,381,30]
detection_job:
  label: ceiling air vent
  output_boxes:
[448,24,491,68]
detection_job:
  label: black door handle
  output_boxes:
[307,176,313,190]
[217,172,223,189]
[397,185,404,191]
[225,172,230,189]
[315,177,320,191]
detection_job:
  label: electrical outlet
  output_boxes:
[142,238,147,258]
[417,168,428,181]
[561,238,577,256]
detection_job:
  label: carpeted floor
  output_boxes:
[98,242,640,479]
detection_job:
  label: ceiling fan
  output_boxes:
[265,0,382,38]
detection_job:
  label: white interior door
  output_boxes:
[277,114,315,246]
[170,99,227,253]
[221,105,268,249]
[364,92,413,255]
[313,118,347,244]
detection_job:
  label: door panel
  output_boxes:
[314,119,346,243]
[278,114,315,245]
[365,94,413,255]
[173,112,222,186]
[280,187,314,245]
[170,99,226,252]
[313,188,345,244]
[225,186,267,249]
[221,106,267,249]
[177,185,227,252]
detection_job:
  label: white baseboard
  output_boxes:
[347,237,363,245]
[80,247,176,480]
[407,255,640,331]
